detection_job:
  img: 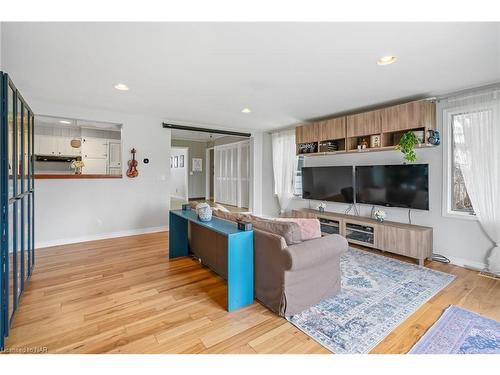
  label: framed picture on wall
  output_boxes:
[179,155,184,168]
[174,156,178,168]
[192,158,202,172]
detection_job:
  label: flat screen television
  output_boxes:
[355,164,429,210]
[302,166,354,203]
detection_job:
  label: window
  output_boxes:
[450,113,475,214]
[444,109,479,218]
[293,155,304,196]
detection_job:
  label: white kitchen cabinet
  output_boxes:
[82,158,107,174]
[57,137,81,157]
[82,138,108,158]
[35,135,81,157]
[36,135,57,156]
[108,141,121,168]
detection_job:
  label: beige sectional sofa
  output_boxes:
[188,206,348,316]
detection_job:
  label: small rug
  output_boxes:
[409,305,500,354]
[287,247,455,354]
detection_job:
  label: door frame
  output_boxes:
[205,147,214,201]
[170,146,189,201]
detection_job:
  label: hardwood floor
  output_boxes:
[4,231,499,354]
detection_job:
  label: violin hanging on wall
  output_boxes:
[126,148,139,178]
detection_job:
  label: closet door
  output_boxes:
[213,141,250,208]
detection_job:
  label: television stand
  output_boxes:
[293,208,433,266]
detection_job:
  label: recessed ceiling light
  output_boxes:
[114,83,129,91]
[241,108,251,113]
[377,56,397,66]
[59,120,71,124]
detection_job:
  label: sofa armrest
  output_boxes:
[285,234,348,271]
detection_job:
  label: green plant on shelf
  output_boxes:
[397,131,419,163]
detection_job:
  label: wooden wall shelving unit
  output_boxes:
[296,99,436,156]
[293,208,433,266]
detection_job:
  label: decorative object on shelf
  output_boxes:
[179,155,184,168]
[298,142,318,154]
[427,129,441,145]
[196,202,212,222]
[70,159,85,175]
[126,148,139,178]
[181,203,191,211]
[70,139,82,149]
[412,130,425,144]
[397,131,419,163]
[237,221,253,231]
[370,134,381,148]
[321,141,338,152]
[318,202,327,213]
[192,158,203,172]
[373,209,386,223]
[359,137,369,149]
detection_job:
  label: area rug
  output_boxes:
[287,247,455,354]
[409,305,500,354]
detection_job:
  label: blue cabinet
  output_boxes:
[0,72,35,350]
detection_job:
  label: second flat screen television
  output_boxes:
[356,164,429,210]
[302,166,354,203]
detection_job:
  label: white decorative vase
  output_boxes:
[196,203,212,222]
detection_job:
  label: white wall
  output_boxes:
[31,99,171,248]
[262,101,492,270]
[170,147,188,200]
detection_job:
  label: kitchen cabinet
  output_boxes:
[82,158,107,174]
[35,135,81,157]
[82,138,108,158]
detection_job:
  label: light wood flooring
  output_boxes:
[4,231,499,354]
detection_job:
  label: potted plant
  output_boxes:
[397,131,419,163]
[70,159,85,175]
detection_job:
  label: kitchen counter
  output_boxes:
[34,174,122,179]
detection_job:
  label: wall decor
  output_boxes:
[173,156,178,168]
[179,155,184,168]
[192,158,203,172]
[126,148,139,177]
[370,134,381,148]
[170,157,173,168]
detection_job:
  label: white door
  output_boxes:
[214,140,250,208]
[108,142,121,168]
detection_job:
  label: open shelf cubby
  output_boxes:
[319,138,346,153]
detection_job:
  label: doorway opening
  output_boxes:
[169,129,251,213]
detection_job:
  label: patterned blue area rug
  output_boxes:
[287,247,455,354]
[410,306,500,354]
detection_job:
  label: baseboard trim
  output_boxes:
[442,254,487,271]
[36,226,169,249]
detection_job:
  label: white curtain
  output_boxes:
[272,129,298,214]
[451,89,500,275]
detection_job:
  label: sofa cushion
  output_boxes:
[274,218,321,241]
[249,216,302,246]
[213,209,237,222]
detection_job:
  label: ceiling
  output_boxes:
[2,22,499,131]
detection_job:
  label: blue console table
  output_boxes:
[169,210,254,312]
